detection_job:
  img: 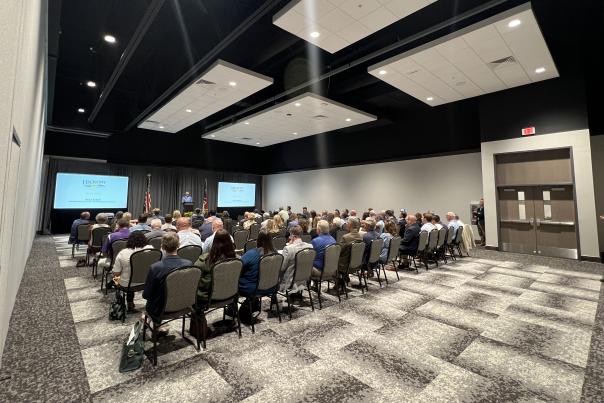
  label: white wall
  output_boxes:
[481,130,599,258]
[590,135,604,256]
[0,0,47,366]
[263,153,483,225]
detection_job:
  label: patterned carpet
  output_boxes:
[1,235,603,402]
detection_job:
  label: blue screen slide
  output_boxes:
[53,173,129,209]
[217,182,256,207]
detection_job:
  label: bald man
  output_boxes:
[176,217,202,247]
[202,218,233,253]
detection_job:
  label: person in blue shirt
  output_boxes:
[181,192,193,204]
[129,214,152,233]
[310,220,336,278]
[239,230,275,296]
[69,211,91,244]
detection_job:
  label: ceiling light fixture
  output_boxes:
[244,121,250,125]
[345,118,352,122]
[295,103,301,107]
[229,81,237,86]
[185,109,192,113]
[293,132,298,135]
[379,70,387,75]
[255,142,260,145]
[159,125,165,129]
[77,108,85,113]
[310,31,320,38]
[535,67,546,74]
[210,134,215,138]
[103,34,116,43]
[426,97,434,101]
[508,19,521,28]
[86,81,96,88]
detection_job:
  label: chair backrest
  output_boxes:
[77,224,91,242]
[368,238,384,264]
[454,225,464,245]
[149,237,163,250]
[277,227,287,237]
[255,216,263,224]
[129,249,162,286]
[417,231,429,252]
[111,239,128,263]
[233,230,249,250]
[336,229,347,243]
[427,230,439,251]
[163,266,202,313]
[131,229,150,234]
[244,239,257,253]
[249,223,260,240]
[387,236,402,262]
[321,244,342,279]
[291,248,316,287]
[209,259,243,303]
[446,226,456,245]
[436,227,447,248]
[349,241,365,271]
[256,253,284,292]
[272,236,287,251]
[91,227,111,248]
[301,234,311,243]
[177,245,202,263]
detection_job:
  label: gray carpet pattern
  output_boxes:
[1,235,603,402]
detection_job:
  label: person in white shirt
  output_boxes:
[176,217,202,247]
[279,225,312,293]
[455,214,465,226]
[112,231,154,311]
[420,213,436,232]
[202,218,234,253]
[433,215,443,230]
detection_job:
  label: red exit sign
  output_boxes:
[522,127,536,136]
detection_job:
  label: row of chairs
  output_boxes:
[411,225,465,271]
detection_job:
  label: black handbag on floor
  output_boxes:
[119,320,145,373]
[109,289,125,321]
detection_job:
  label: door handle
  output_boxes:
[536,218,541,227]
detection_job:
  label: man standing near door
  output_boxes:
[477,198,485,246]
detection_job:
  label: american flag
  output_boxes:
[144,174,151,213]
[202,178,208,214]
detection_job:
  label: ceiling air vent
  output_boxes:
[196,79,215,85]
[241,137,252,140]
[313,115,328,120]
[488,56,517,71]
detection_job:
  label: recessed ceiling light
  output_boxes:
[535,67,546,74]
[86,81,96,88]
[103,35,116,43]
[508,19,521,28]
[255,142,260,145]
[345,118,352,122]
[185,109,192,113]
[426,97,434,101]
[210,134,215,138]
[310,31,320,38]
[293,132,298,135]
[244,121,250,125]
[77,108,85,113]
[295,103,301,107]
[159,125,165,129]
[379,70,387,75]
[229,81,237,86]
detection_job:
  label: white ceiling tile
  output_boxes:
[340,0,381,20]
[337,22,372,44]
[367,3,559,106]
[384,0,431,18]
[138,60,272,133]
[359,6,398,31]
[317,7,355,32]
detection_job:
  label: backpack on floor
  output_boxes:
[109,289,125,321]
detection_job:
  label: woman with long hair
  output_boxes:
[238,230,275,295]
[379,220,399,265]
[112,231,153,311]
[195,229,236,306]
[273,214,284,229]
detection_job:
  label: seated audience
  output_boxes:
[310,220,336,278]
[199,216,215,241]
[122,212,133,226]
[130,214,152,232]
[446,212,461,238]
[239,231,275,295]
[298,217,309,234]
[194,229,236,307]
[149,208,165,224]
[102,218,131,254]
[455,214,465,226]
[433,214,445,230]
[279,225,312,293]
[242,212,256,230]
[111,211,124,232]
[337,217,363,278]
[265,219,280,236]
[362,220,379,264]
[112,231,154,311]
[260,212,270,228]
[176,217,203,247]
[191,208,205,229]
[379,220,398,264]
[221,211,233,234]
[69,211,91,244]
[89,213,110,246]
[161,214,176,231]
[202,218,233,253]
[145,219,165,240]
[375,213,385,235]
[287,213,299,229]
[172,210,182,223]
[329,218,341,239]
[420,213,436,232]
[142,233,192,321]
[273,214,285,229]
[399,215,421,268]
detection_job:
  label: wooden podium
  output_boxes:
[182,202,194,213]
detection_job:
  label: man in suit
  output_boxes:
[279,225,312,295]
[69,211,91,244]
[399,215,421,269]
[199,216,215,241]
[143,233,192,330]
[338,217,363,281]
[145,219,165,240]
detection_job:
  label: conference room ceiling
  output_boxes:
[47,0,603,157]
[368,3,558,106]
[203,92,377,147]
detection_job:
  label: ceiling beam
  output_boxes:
[123,0,284,132]
[87,0,165,124]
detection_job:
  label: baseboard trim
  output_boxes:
[485,246,498,251]
[580,255,602,263]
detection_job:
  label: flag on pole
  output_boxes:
[144,174,152,213]
[202,178,208,214]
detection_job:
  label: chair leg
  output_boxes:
[152,326,158,366]
[181,314,185,338]
[192,314,200,351]
[381,263,389,285]
[274,294,282,323]
[249,298,255,334]
[201,312,208,349]
[357,271,364,294]
[317,280,322,310]
[342,273,349,299]
[307,282,315,312]
[286,291,293,320]
[335,280,341,302]
[234,298,242,338]
[374,263,382,287]
[72,244,75,258]
[142,316,147,342]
